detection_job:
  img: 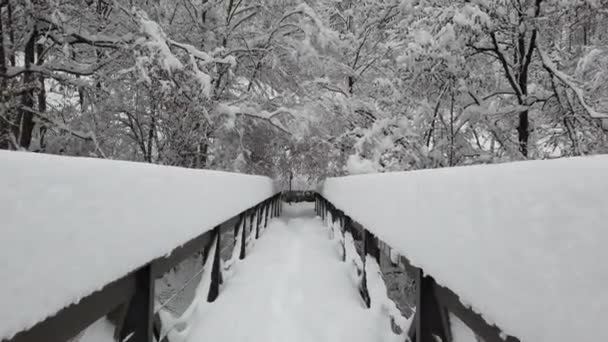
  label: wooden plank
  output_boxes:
[5,273,136,342]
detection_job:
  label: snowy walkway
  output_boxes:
[182,203,398,342]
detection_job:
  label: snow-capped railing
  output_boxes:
[318,155,608,342]
[1,151,281,342]
[315,194,518,342]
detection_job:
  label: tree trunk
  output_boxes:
[449,88,455,166]
[0,4,9,149]
[517,110,529,157]
[37,42,47,151]
[15,27,36,149]
[7,1,15,66]
[347,75,354,95]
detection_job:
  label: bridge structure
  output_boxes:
[1,150,607,342]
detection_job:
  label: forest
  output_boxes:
[1,0,607,187]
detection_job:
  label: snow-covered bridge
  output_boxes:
[1,150,608,342]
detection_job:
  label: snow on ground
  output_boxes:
[322,155,608,342]
[0,151,276,341]
[179,203,402,342]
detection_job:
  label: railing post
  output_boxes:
[118,265,154,342]
[408,270,451,342]
[255,206,261,239]
[234,214,243,245]
[264,201,270,227]
[330,203,338,226]
[240,213,247,260]
[321,199,325,221]
[364,229,380,261]
[207,226,222,302]
[248,208,255,235]
[258,205,263,226]
[276,195,280,215]
[341,216,352,262]
[343,215,350,234]
[322,201,325,221]
[359,229,380,309]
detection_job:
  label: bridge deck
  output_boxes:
[179,203,399,342]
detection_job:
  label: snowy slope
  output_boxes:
[321,155,608,342]
[0,151,277,340]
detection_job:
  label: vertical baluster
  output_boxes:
[248,208,255,235]
[264,201,270,227]
[359,229,380,309]
[409,272,451,342]
[341,216,352,262]
[255,206,262,239]
[207,226,222,302]
[234,214,243,245]
[321,199,325,221]
[118,265,154,342]
[240,212,247,260]
[275,196,279,216]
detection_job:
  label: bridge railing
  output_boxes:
[314,194,520,342]
[0,151,283,342]
[6,193,282,342]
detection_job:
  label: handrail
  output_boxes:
[4,193,282,342]
[314,193,520,342]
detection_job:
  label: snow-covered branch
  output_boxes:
[538,46,608,119]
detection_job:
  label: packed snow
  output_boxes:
[322,155,608,342]
[0,151,277,340]
[172,203,403,342]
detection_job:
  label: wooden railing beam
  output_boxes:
[5,274,136,342]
